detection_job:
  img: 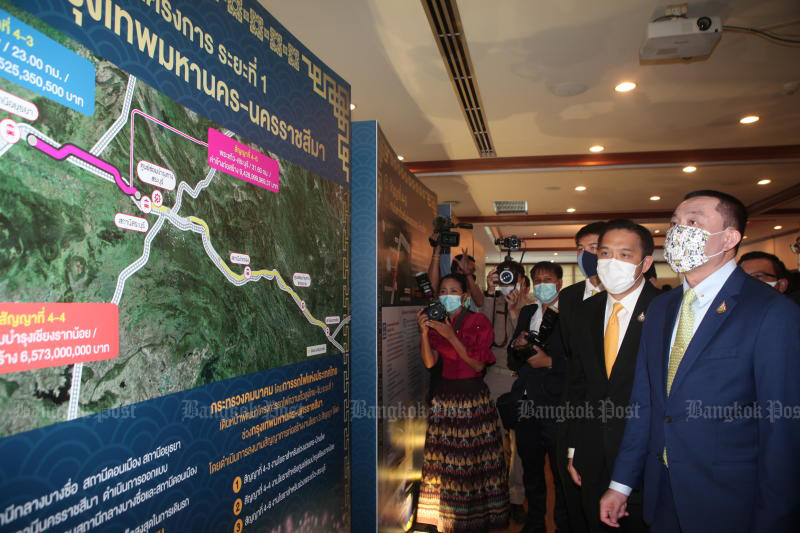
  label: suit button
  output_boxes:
[664,416,672,423]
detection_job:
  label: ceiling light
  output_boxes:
[615,81,637,92]
[574,185,587,191]
[533,232,537,236]
[589,145,604,153]
[757,178,771,185]
[650,195,661,201]
[743,235,748,239]
[566,207,576,213]
[739,115,759,124]
[350,103,356,111]
[554,253,559,256]
[654,229,660,234]
[682,165,697,173]
[774,225,783,230]
[397,155,404,161]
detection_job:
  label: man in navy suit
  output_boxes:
[599,190,800,532]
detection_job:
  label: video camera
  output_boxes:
[495,235,522,286]
[429,216,473,253]
[415,272,447,322]
[509,307,559,368]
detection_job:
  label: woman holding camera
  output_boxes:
[416,273,509,533]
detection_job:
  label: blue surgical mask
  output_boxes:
[533,283,558,304]
[439,294,464,313]
[578,250,598,278]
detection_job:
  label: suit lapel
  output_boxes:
[591,294,609,381]
[610,284,654,382]
[668,269,745,398]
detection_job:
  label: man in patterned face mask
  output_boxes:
[600,190,800,533]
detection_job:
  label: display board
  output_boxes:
[351,121,436,532]
[0,1,350,531]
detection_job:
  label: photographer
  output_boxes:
[428,242,485,309]
[482,261,531,524]
[507,262,569,533]
[415,273,509,532]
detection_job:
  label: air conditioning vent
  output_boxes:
[493,200,528,215]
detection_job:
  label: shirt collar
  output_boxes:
[607,278,645,314]
[584,277,602,294]
[682,259,736,305]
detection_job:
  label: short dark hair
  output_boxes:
[440,273,468,292]
[599,218,655,258]
[531,261,563,280]
[738,251,788,279]
[684,190,747,236]
[451,254,476,274]
[575,221,607,246]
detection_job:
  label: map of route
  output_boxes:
[0,8,349,437]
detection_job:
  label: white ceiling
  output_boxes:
[262,0,800,257]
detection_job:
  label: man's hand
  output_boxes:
[511,331,530,348]
[457,248,475,275]
[527,345,552,368]
[416,309,430,333]
[567,458,582,486]
[599,489,629,528]
[486,269,499,290]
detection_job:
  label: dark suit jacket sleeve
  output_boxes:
[507,304,535,371]
[565,305,588,449]
[752,297,800,532]
[610,314,654,491]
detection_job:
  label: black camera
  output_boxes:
[429,216,473,252]
[415,272,447,322]
[495,235,522,286]
[509,308,559,368]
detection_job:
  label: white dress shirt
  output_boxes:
[608,260,738,496]
[583,277,603,300]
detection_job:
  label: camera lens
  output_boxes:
[499,270,514,285]
[697,16,712,31]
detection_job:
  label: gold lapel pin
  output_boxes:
[637,312,646,322]
[716,301,727,314]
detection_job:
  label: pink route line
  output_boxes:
[128,109,207,194]
[28,135,137,196]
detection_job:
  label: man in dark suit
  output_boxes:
[566,219,661,532]
[558,221,608,533]
[737,251,791,295]
[600,191,800,532]
[508,261,569,533]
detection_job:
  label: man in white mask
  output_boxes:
[737,251,790,294]
[600,191,800,533]
[565,219,661,533]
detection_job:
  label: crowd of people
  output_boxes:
[414,190,800,533]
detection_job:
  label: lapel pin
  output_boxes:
[637,312,646,322]
[716,301,727,314]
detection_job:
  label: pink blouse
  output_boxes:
[428,311,496,379]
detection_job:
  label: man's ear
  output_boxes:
[722,228,742,252]
[642,255,655,274]
[777,278,789,294]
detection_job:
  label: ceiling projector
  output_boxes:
[640,15,722,60]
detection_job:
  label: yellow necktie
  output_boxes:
[591,289,598,296]
[666,289,697,396]
[604,302,624,377]
[663,289,697,467]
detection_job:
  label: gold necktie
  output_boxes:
[591,289,598,296]
[666,289,697,396]
[604,302,624,377]
[663,289,697,467]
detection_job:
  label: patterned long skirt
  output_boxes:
[417,377,510,533]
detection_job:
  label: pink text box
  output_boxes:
[207,128,280,193]
[0,303,119,374]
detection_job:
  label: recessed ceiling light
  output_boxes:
[554,252,559,256]
[574,185,587,192]
[650,195,661,201]
[682,165,697,173]
[397,155,404,161]
[654,229,661,234]
[589,145,605,153]
[739,115,759,124]
[533,232,537,236]
[350,103,356,111]
[743,235,748,239]
[774,225,783,230]
[566,207,576,213]
[615,81,637,92]
[757,178,771,185]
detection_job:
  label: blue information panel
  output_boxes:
[0,0,350,531]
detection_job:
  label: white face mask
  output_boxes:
[499,285,514,296]
[663,224,725,273]
[766,280,778,288]
[597,258,643,295]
